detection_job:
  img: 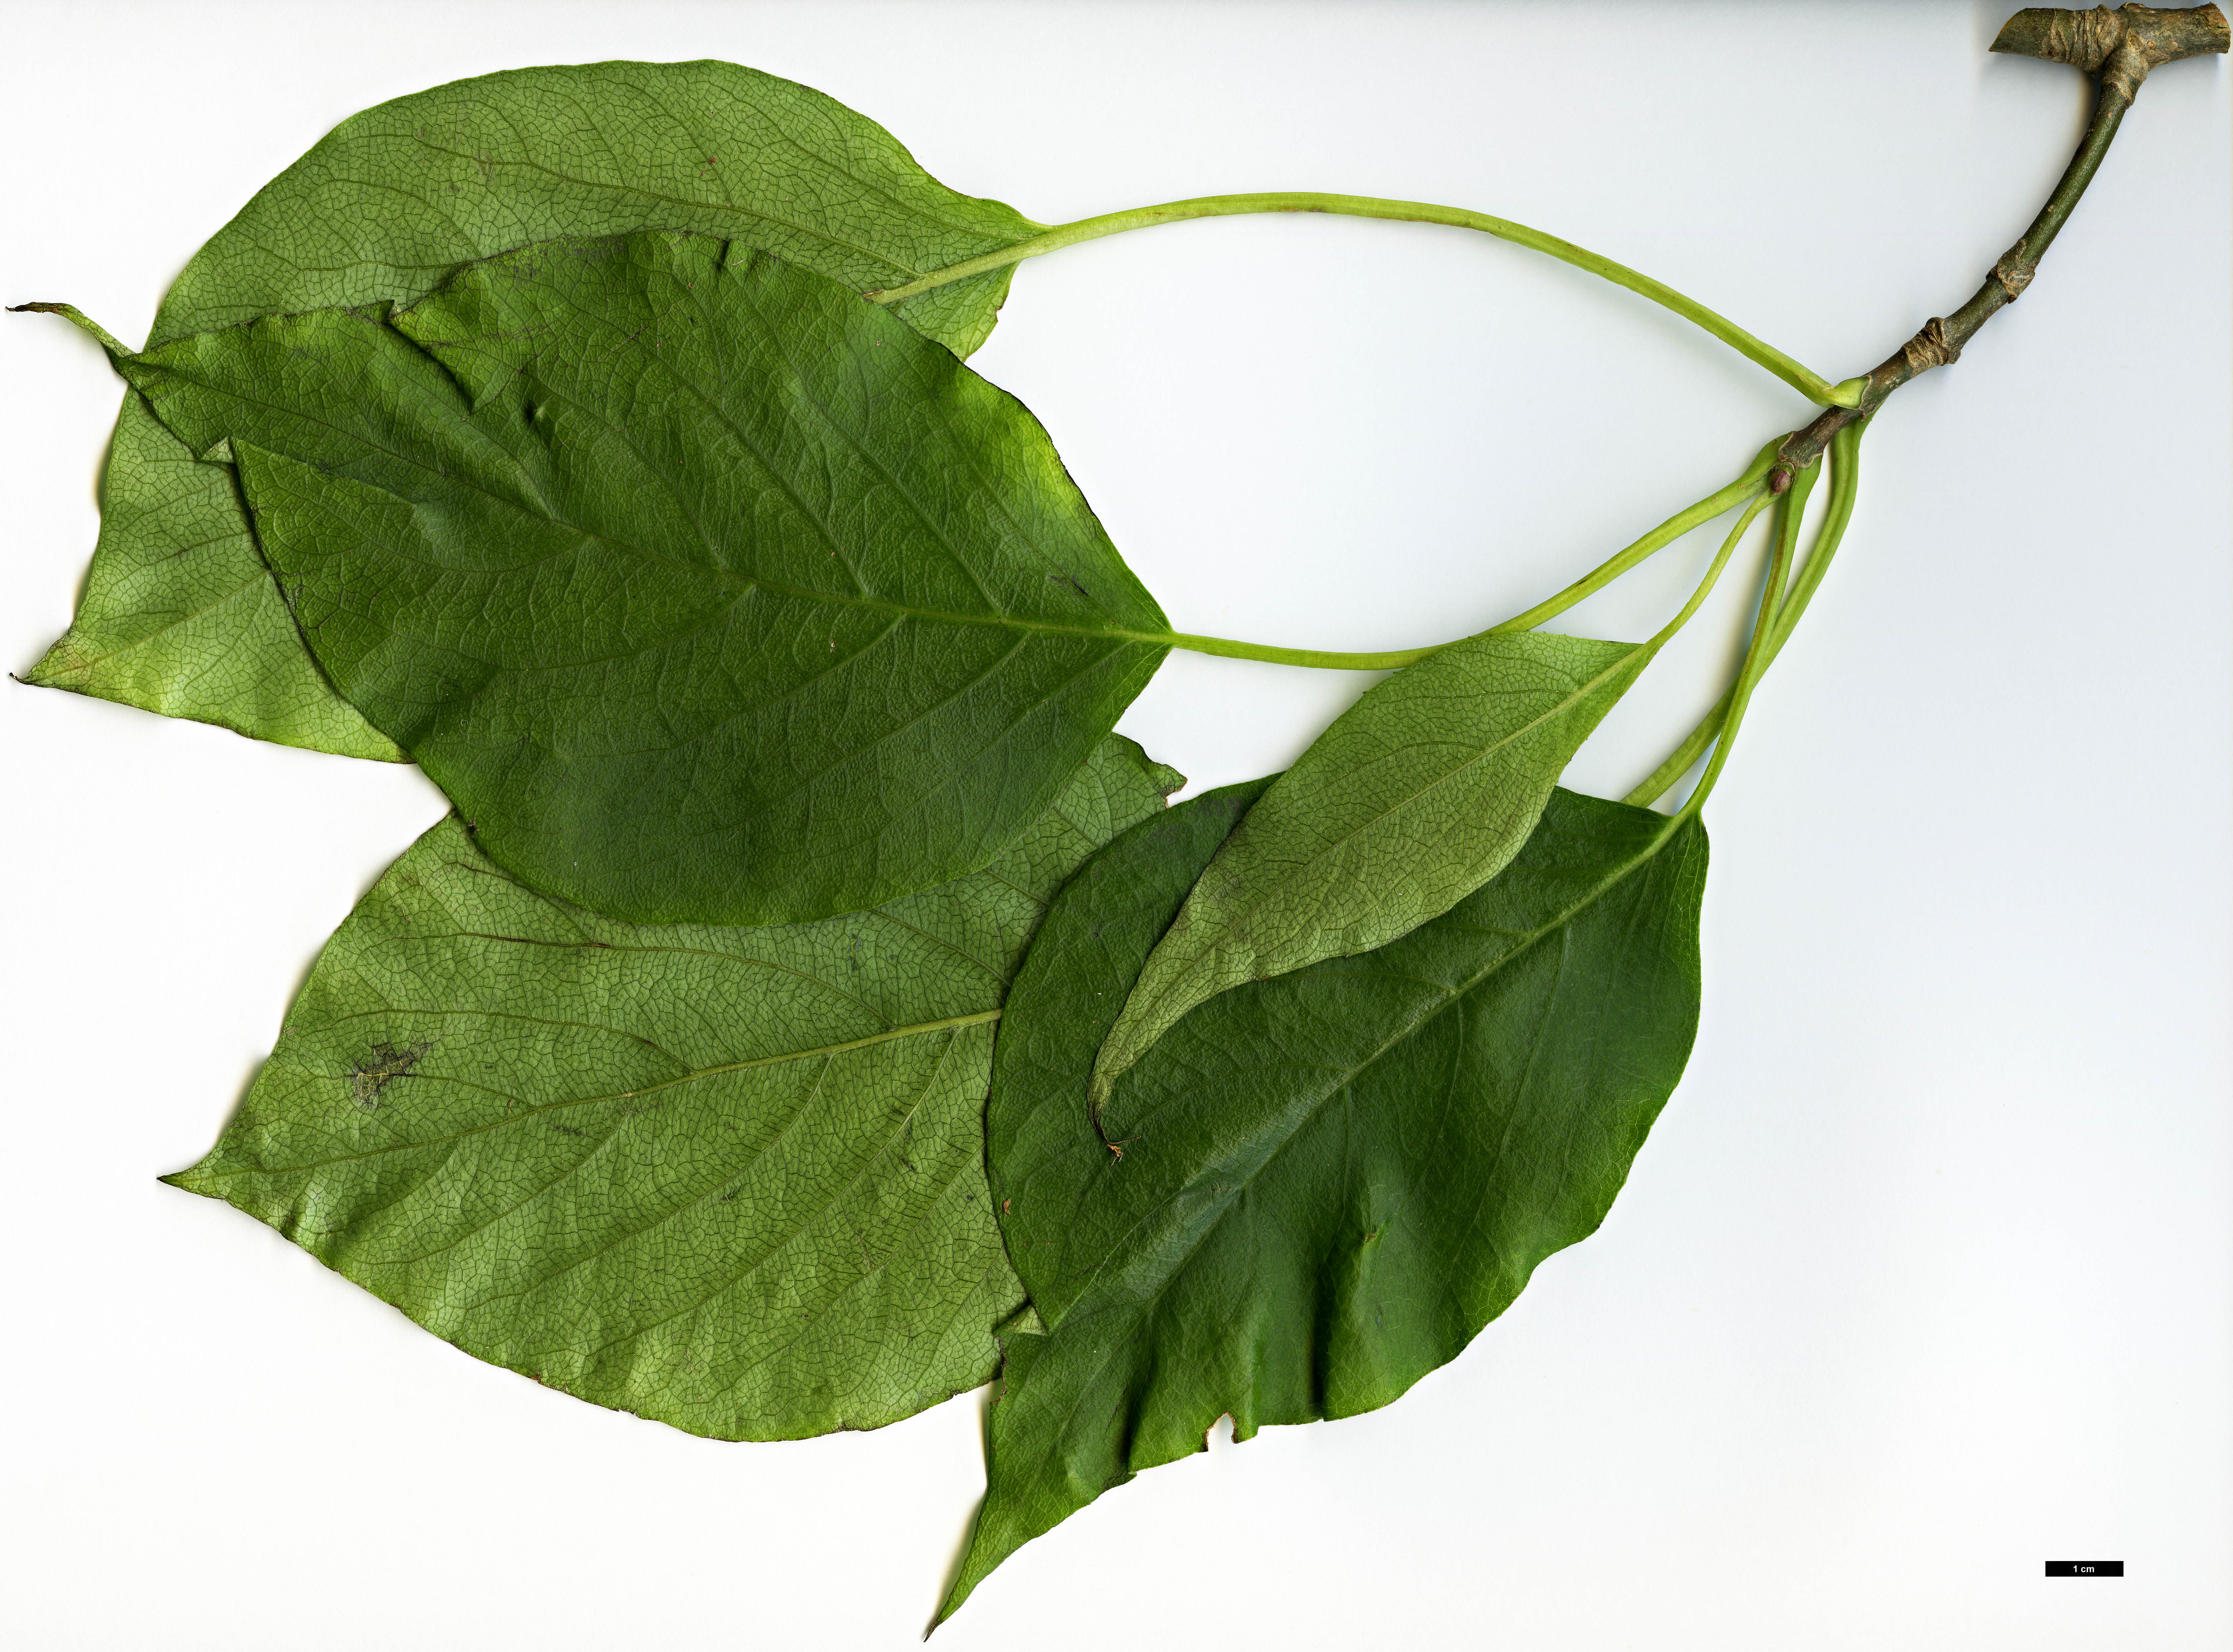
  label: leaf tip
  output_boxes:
[8,301,130,361]
[925,1567,978,1639]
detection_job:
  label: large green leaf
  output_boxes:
[940,784,1706,1622]
[120,231,1170,925]
[165,736,1180,1443]
[1089,629,1653,1110]
[28,60,1042,756]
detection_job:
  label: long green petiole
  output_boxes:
[1626,420,1866,808]
[867,194,1859,407]
[1651,488,1775,650]
[1669,488,1805,824]
[1751,443,1823,634]
[1163,439,1781,670]
[1485,440,1781,637]
[1158,631,1438,671]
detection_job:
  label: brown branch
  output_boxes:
[1769,3,2227,485]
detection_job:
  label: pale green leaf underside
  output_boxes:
[942,785,1706,1620]
[20,396,408,760]
[123,232,1169,926]
[1090,629,1651,1105]
[31,59,1042,757]
[165,736,1176,1442]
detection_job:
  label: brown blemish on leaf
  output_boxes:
[347,1039,431,1109]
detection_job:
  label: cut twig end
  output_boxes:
[1992,5,2229,79]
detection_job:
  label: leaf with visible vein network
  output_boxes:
[1089,628,1656,1109]
[165,736,1180,1442]
[118,231,1170,925]
[940,784,1706,1622]
[26,59,1043,758]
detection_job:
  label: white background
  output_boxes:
[3,3,2226,1648]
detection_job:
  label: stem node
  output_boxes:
[1773,6,2224,474]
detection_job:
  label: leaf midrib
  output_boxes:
[198,364,1170,656]
[1112,642,1646,1055]
[1073,812,1691,1321]
[200,1007,1004,1180]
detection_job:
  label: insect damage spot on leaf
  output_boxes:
[180,737,1177,1444]
[346,1039,431,1109]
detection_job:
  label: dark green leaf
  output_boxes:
[122,231,1170,925]
[1091,630,1653,1105]
[165,737,1178,1442]
[31,60,1042,755]
[941,785,1706,1621]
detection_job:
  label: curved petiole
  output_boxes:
[866,193,1859,407]
[1625,420,1867,808]
[1644,487,1775,657]
[1485,440,1782,638]
[1162,439,1783,670]
[1669,500,1803,822]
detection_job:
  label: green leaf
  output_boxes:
[164,736,1178,1442]
[121,231,1171,925]
[1089,629,1654,1109]
[152,61,1039,357]
[941,784,1706,1622]
[20,394,408,760]
[34,59,1043,756]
